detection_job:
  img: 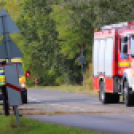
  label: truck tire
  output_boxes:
[99,81,109,104]
[110,94,120,103]
[22,90,27,104]
[124,80,134,107]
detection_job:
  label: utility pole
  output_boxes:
[78,43,86,87]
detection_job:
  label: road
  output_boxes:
[1,89,134,134]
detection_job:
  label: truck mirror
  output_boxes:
[123,44,127,54]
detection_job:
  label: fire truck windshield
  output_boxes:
[130,36,134,56]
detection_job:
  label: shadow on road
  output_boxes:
[27,99,126,105]
[28,98,90,104]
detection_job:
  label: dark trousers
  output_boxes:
[1,85,10,116]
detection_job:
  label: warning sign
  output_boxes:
[34,78,38,83]
[4,63,22,106]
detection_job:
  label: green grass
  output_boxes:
[29,85,84,92]
[0,115,101,134]
[28,85,98,97]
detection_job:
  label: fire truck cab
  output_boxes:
[93,22,134,107]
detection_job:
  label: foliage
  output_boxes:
[85,63,94,89]
[16,0,63,86]
[1,0,134,87]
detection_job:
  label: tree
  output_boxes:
[52,0,97,66]
[17,0,63,86]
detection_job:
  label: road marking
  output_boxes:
[49,104,70,107]
[85,102,100,104]
[27,97,98,112]
[49,104,87,111]
[70,106,87,111]
[28,97,40,102]
[91,102,100,104]
[72,106,81,109]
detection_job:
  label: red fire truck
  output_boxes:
[93,22,134,107]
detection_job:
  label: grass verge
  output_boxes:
[0,115,101,134]
[28,85,98,97]
[28,85,83,92]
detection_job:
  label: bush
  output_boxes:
[84,63,94,90]
[55,76,64,85]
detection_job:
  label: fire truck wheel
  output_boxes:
[111,94,120,103]
[124,80,134,107]
[99,81,109,104]
[22,89,27,104]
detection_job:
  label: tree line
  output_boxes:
[0,0,134,87]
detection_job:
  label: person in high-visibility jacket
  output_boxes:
[0,66,5,86]
[0,60,6,86]
[0,59,28,104]
[0,60,10,115]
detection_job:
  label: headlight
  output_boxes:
[19,83,26,88]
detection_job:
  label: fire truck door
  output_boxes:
[119,35,134,88]
[129,35,134,87]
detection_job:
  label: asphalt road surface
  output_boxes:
[2,89,134,134]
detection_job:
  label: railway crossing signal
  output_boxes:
[25,70,31,78]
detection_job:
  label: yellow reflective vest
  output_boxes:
[0,67,5,86]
